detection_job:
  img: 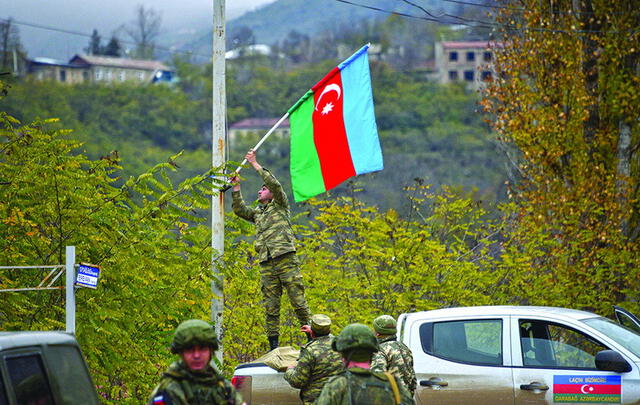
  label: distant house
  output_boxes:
[435,41,501,90]
[229,117,290,143]
[28,58,86,84]
[28,54,173,85]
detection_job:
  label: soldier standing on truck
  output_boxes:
[370,315,417,396]
[284,314,345,404]
[230,149,311,351]
[315,323,415,405]
[148,319,244,405]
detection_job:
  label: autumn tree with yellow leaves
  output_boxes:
[483,0,640,313]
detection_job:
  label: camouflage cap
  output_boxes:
[332,323,379,355]
[310,314,331,334]
[171,319,219,354]
[373,315,397,335]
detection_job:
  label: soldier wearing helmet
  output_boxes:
[148,319,244,405]
[315,323,415,405]
[371,315,417,396]
[284,314,344,404]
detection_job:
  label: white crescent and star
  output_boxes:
[580,385,595,394]
[315,84,342,115]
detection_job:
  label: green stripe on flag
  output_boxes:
[288,90,314,115]
[290,93,325,202]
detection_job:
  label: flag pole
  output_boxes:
[233,112,290,175]
[221,112,289,192]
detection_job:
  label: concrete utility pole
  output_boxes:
[212,0,226,364]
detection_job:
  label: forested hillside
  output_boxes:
[183,1,494,68]
[1,55,507,215]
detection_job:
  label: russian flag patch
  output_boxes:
[152,394,166,405]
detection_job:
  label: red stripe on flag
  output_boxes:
[312,68,356,190]
[554,384,621,395]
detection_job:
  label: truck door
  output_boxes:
[511,317,637,404]
[414,317,514,405]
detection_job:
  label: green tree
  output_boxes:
[103,36,122,57]
[85,29,102,55]
[0,95,228,403]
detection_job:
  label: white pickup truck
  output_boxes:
[232,305,640,405]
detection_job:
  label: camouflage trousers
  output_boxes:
[260,252,311,337]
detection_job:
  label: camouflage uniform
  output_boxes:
[232,168,310,337]
[315,323,415,405]
[371,336,417,396]
[148,319,243,405]
[148,360,242,405]
[284,315,345,404]
[314,368,415,405]
[371,315,417,396]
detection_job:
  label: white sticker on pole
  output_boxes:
[75,263,100,289]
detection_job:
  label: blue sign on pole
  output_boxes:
[75,263,100,289]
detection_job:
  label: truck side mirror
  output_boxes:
[595,350,632,373]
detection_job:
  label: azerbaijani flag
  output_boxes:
[288,44,383,202]
[553,375,621,403]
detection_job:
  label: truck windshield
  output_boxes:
[583,317,640,358]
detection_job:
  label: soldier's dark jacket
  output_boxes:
[232,168,296,263]
[283,334,345,404]
[148,360,242,405]
[371,336,417,395]
[314,367,415,405]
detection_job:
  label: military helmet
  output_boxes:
[373,315,397,335]
[332,323,379,354]
[310,314,332,335]
[171,319,219,354]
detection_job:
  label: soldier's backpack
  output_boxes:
[345,371,402,405]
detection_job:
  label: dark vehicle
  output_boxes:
[0,331,100,404]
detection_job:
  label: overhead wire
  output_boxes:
[439,0,632,15]
[333,0,635,35]
[409,0,634,33]
[334,0,494,29]
[0,17,212,62]
[400,0,498,26]
[440,0,524,11]
[399,0,445,19]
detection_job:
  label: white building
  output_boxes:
[435,41,500,90]
[225,44,272,59]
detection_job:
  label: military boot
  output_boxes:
[268,335,279,351]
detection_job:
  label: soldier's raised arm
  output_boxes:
[246,149,288,208]
[231,175,257,222]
